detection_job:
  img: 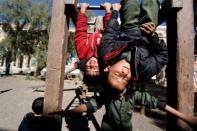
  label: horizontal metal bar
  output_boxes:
[87,22,95,25]
[33,88,78,92]
[77,4,105,10]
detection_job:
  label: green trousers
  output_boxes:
[120,0,160,30]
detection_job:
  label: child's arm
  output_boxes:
[49,96,103,116]
[133,91,158,109]
[48,104,88,116]
[158,103,197,127]
[100,4,122,59]
[165,104,197,126]
[69,104,88,113]
[74,3,90,60]
[134,92,197,127]
[140,22,156,35]
[101,3,121,43]
[101,2,112,31]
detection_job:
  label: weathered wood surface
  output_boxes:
[44,1,68,112]
[176,0,194,129]
[44,0,69,130]
[167,0,194,130]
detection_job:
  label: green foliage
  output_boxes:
[35,47,47,75]
[67,32,76,57]
[0,39,8,58]
[0,34,16,60]
[0,0,50,75]
[0,0,31,29]
[31,3,50,30]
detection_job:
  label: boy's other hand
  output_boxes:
[80,3,89,13]
[112,3,121,11]
[140,22,156,35]
[101,2,111,13]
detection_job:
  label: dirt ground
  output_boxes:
[0,75,166,131]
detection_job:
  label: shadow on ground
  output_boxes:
[0,89,13,94]
[0,128,14,131]
[145,109,166,130]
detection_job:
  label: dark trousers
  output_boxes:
[101,116,132,131]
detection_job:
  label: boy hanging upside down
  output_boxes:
[74,2,112,98]
[75,2,111,77]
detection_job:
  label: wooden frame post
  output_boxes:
[167,0,195,130]
[194,0,197,53]
[43,0,70,130]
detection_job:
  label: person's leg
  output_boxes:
[101,120,113,131]
[140,0,160,26]
[122,122,133,131]
[101,116,114,131]
[120,0,140,31]
[119,0,141,41]
[120,0,160,29]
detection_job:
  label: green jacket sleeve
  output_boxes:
[133,91,158,109]
[85,96,104,114]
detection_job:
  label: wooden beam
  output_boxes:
[167,0,194,130]
[194,0,197,53]
[44,0,69,130]
[176,0,194,129]
[159,0,183,25]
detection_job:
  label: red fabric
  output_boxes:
[103,45,127,63]
[75,12,111,60]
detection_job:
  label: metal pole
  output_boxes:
[77,4,105,10]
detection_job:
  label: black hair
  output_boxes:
[32,97,44,115]
[76,60,87,72]
[83,74,102,87]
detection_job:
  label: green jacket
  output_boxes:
[85,88,158,130]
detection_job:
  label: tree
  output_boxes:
[67,32,76,57]
[0,38,12,75]
[0,0,50,75]
[28,3,50,76]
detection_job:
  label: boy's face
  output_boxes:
[104,59,131,92]
[85,57,100,76]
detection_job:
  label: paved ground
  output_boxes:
[0,75,166,131]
